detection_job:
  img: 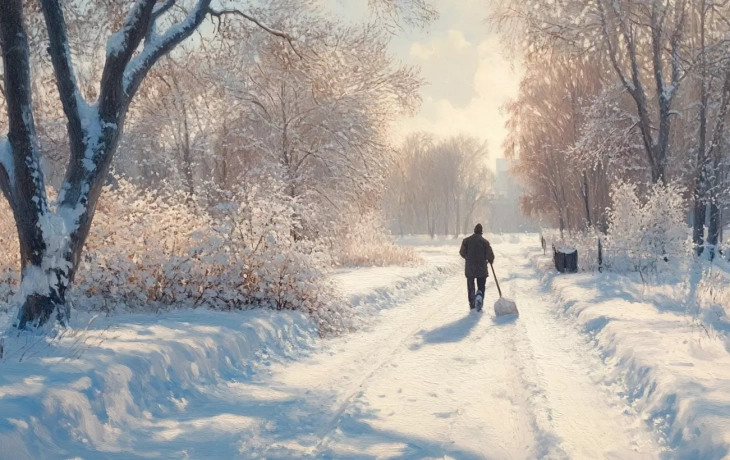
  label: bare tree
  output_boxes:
[492,0,689,185]
[684,0,730,257]
[221,20,422,239]
[597,0,689,184]
[0,0,436,329]
[385,134,493,236]
[502,51,614,235]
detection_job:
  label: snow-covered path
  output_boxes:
[237,241,661,459]
[0,239,669,459]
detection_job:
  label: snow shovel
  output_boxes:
[490,263,519,317]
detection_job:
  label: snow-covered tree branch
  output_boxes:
[0,0,435,328]
[491,0,730,255]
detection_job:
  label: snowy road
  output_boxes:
[237,241,661,459]
[0,239,668,459]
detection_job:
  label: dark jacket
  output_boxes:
[459,233,495,278]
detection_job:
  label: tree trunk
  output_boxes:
[693,195,707,257]
[701,65,730,260]
[464,210,472,235]
[181,103,195,204]
[3,0,214,328]
[17,119,123,328]
[708,200,720,261]
[582,170,592,229]
[694,0,708,257]
[443,199,449,236]
[720,208,724,245]
[12,54,129,329]
[0,0,61,327]
[16,251,73,328]
[425,203,433,238]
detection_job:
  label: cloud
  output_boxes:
[320,0,522,170]
[409,42,435,60]
[447,30,471,51]
[395,36,523,169]
[404,29,479,109]
[409,29,471,61]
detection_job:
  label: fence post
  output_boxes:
[540,234,546,255]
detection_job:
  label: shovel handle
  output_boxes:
[490,262,503,298]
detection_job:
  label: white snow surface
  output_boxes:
[2,236,729,458]
[546,258,730,459]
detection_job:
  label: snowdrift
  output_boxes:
[540,255,730,458]
[0,310,319,459]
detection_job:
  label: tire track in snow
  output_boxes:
[311,276,471,456]
[496,246,660,459]
[256,240,661,459]
[312,273,543,458]
[314,274,545,459]
[491,300,570,459]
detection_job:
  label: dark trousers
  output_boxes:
[467,277,487,309]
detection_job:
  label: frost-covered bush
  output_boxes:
[0,198,19,304]
[0,178,356,335]
[542,182,690,275]
[332,209,421,267]
[604,182,690,275]
[0,170,422,333]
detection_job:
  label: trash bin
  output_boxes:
[553,247,578,273]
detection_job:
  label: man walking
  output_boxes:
[459,223,495,312]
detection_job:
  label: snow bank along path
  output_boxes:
[0,239,664,458]
[0,246,458,459]
[546,254,730,458]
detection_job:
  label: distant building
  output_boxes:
[494,157,511,195]
[484,158,539,233]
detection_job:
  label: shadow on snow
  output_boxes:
[414,313,482,347]
[0,309,496,460]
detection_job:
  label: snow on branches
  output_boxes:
[543,181,690,275]
[493,0,730,250]
[0,0,433,328]
[605,182,691,275]
[0,177,355,335]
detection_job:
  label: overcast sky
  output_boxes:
[322,0,523,170]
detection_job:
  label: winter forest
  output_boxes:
[493,0,730,262]
[0,0,443,330]
[6,0,730,458]
[0,0,516,331]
